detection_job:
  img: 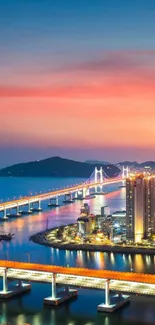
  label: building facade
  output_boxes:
[126,175,155,242]
[112,210,126,227]
[77,215,95,237]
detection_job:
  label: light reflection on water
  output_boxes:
[0,177,154,324]
[0,181,154,272]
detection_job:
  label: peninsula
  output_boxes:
[30,203,155,255]
[30,224,155,255]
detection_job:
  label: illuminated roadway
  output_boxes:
[0,177,122,212]
[0,260,155,296]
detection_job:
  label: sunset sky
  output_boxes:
[1,0,155,167]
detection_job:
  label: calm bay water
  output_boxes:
[0,177,154,325]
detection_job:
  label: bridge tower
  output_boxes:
[94,167,104,184]
[122,166,129,179]
[94,167,104,193]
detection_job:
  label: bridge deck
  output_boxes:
[0,260,154,285]
[0,261,155,296]
[0,178,122,210]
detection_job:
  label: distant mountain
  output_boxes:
[118,161,155,168]
[139,161,155,168]
[117,161,139,167]
[0,156,120,178]
[85,160,110,165]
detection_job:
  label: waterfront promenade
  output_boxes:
[30,227,155,255]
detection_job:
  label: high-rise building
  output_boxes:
[77,215,95,237]
[126,175,155,242]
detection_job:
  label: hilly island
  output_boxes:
[0,156,120,178]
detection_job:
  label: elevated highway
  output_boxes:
[0,260,155,296]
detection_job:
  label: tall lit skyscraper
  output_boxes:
[126,175,155,242]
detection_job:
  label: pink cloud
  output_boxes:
[0,50,155,99]
[1,50,155,158]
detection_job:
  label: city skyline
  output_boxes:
[1,0,155,166]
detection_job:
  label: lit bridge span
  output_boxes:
[0,260,155,295]
[0,166,127,219]
[0,259,153,311]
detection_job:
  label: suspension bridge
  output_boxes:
[0,166,129,220]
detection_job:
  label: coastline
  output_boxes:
[30,225,155,255]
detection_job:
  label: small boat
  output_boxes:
[0,232,14,241]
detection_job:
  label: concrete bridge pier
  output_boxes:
[3,268,8,293]
[82,187,87,198]
[6,205,22,218]
[20,202,32,215]
[73,190,83,200]
[48,197,59,207]
[44,273,77,306]
[16,205,22,216]
[21,202,33,214]
[0,268,31,299]
[28,201,32,213]
[73,191,78,200]
[3,208,8,220]
[98,279,130,313]
[38,200,41,210]
[63,193,73,204]
[31,200,42,212]
[105,279,110,306]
